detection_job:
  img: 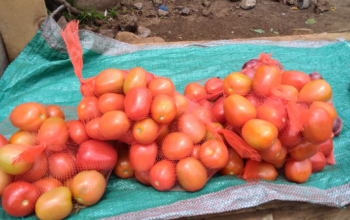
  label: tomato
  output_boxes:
[9,130,36,146]
[241,119,278,150]
[204,77,223,96]
[198,99,213,110]
[85,117,108,140]
[219,148,244,175]
[132,118,158,144]
[123,67,147,94]
[243,160,278,181]
[155,126,169,143]
[2,182,40,217]
[184,82,207,102]
[278,122,302,147]
[176,157,207,192]
[0,134,8,148]
[318,137,333,157]
[10,102,47,131]
[48,153,76,181]
[256,101,287,130]
[77,96,101,122]
[252,65,281,97]
[146,72,155,86]
[298,79,332,102]
[99,111,130,140]
[224,94,257,127]
[223,72,252,96]
[271,85,299,104]
[135,171,151,186]
[191,145,201,159]
[38,117,69,152]
[173,93,189,118]
[64,178,74,191]
[289,140,319,160]
[199,139,228,169]
[285,159,312,183]
[148,77,175,97]
[33,177,63,194]
[67,120,90,144]
[264,145,287,168]
[259,139,282,162]
[124,87,152,121]
[302,107,333,144]
[151,95,177,124]
[0,144,32,175]
[80,76,96,97]
[310,151,326,173]
[205,123,225,141]
[14,151,47,182]
[114,148,134,179]
[35,187,73,220]
[245,92,263,108]
[45,105,65,120]
[211,97,226,125]
[94,69,124,95]
[129,142,158,172]
[149,160,176,191]
[71,170,106,206]
[178,113,206,143]
[162,132,193,160]
[281,70,311,91]
[190,107,213,123]
[309,101,337,123]
[0,168,12,196]
[76,140,118,171]
[98,93,125,114]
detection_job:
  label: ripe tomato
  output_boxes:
[98,93,125,114]
[309,101,337,123]
[0,144,32,175]
[80,77,96,97]
[48,153,76,181]
[191,145,201,159]
[298,79,332,102]
[278,122,302,147]
[256,101,287,130]
[219,148,244,175]
[2,182,40,217]
[135,171,151,186]
[71,170,106,206]
[224,94,257,127]
[204,77,223,96]
[184,82,207,102]
[77,96,101,122]
[178,113,206,144]
[114,148,134,179]
[289,140,319,161]
[190,106,213,123]
[223,72,252,96]
[149,160,176,191]
[281,70,311,91]
[173,93,189,118]
[85,117,108,140]
[198,99,213,110]
[199,139,229,169]
[124,87,152,121]
[99,111,130,140]
[35,187,73,220]
[129,142,157,172]
[33,177,63,194]
[243,160,278,181]
[146,72,155,86]
[9,130,37,146]
[205,123,225,141]
[38,117,69,152]
[133,118,158,144]
[252,65,281,97]
[0,168,12,196]
[302,107,333,144]
[94,69,124,95]
[0,134,8,148]
[10,102,47,131]
[245,92,263,108]
[151,95,177,124]
[310,151,326,173]
[241,119,278,150]
[177,157,207,192]
[285,159,312,183]
[14,151,47,182]
[155,126,169,143]
[318,137,333,157]
[148,77,175,97]
[211,97,226,125]
[271,85,299,104]
[45,105,65,120]
[63,178,74,191]
[67,120,90,144]
[123,67,147,94]
[259,139,282,162]
[76,140,117,171]
[162,132,193,160]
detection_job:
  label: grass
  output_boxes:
[63,6,105,25]
[108,6,118,17]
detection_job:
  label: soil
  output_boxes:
[78,0,350,42]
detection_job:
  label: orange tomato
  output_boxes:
[223,72,252,96]
[135,171,151,186]
[224,94,257,127]
[123,67,147,94]
[85,117,108,140]
[77,97,101,122]
[199,139,229,169]
[148,77,175,97]
[114,148,134,179]
[130,142,158,172]
[256,102,287,130]
[94,69,124,95]
[281,70,311,91]
[151,95,177,124]
[176,157,207,192]
[178,113,206,144]
[48,153,76,181]
[278,122,302,147]
[149,160,176,191]
[243,160,278,181]
[38,117,68,152]
[10,103,47,131]
[245,92,263,108]
[0,144,32,175]
[198,99,213,110]
[184,82,207,102]
[289,140,319,161]
[155,126,169,143]
[9,130,37,146]
[0,134,8,148]
[309,101,337,123]
[14,151,47,182]
[310,151,326,173]
[204,77,223,100]
[98,93,124,114]
[265,146,287,169]
[318,137,333,157]
[45,105,65,120]
[298,79,332,102]
[173,93,189,118]
[67,120,90,144]
[162,132,193,160]
[219,148,244,175]
[271,85,299,104]
[33,177,63,194]
[252,65,281,97]
[191,145,201,159]
[259,139,282,162]
[0,168,11,196]
[124,87,152,121]
[285,159,312,183]
[133,118,158,144]
[99,111,130,140]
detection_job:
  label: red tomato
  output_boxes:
[173,93,189,118]
[191,145,201,159]
[155,126,169,143]
[77,97,101,122]
[0,134,8,148]
[318,137,333,157]
[38,117,69,152]
[14,151,47,182]
[281,70,311,91]
[161,132,193,160]
[264,145,287,167]
[190,107,214,123]
[151,95,177,124]
[133,118,159,144]
[85,117,108,140]
[289,140,319,161]
[178,113,206,144]
[94,69,124,95]
[124,87,152,121]
[0,144,33,175]
[10,102,47,131]
[2,182,40,217]
[205,123,225,141]
[33,177,63,194]
[211,97,226,125]
[252,65,281,97]
[114,148,134,179]
[146,72,155,86]
[98,93,124,114]
[298,79,332,103]
[278,122,302,147]
[130,142,158,172]
[271,85,299,104]
[123,67,147,94]
[76,140,118,171]
[48,153,76,181]
[99,111,130,140]
[224,94,257,127]
[135,171,151,186]
[9,130,37,146]
[199,139,228,169]
[0,168,12,196]
[245,92,263,108]
[310,151,326,173]
[256,102,287,130]
[309,101,337,123]
[148,77,175,97]
[223,72,252,96]
[285,159,312,183]
[149,160,176,191]
[177,157,207,192]
[219,148,244,175]
[45,105,65,120]
[67,120,90,144]
[204,77,223,95]
[243,160,278,181]
[184,82,207,102]
[259,139,282,162]
[79,77,96,97]
[198,99,213,110]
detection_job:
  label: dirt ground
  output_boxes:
[77,0,350,42]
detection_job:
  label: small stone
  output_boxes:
[133,3,143,10]
[158,9,169,17]
[99,29,116,38]
[144,10,157,18]
[240,0,256,10]
[202,0,211,7]
[315,0,330,14]
[179,7,191,15]
[292,28,314,35]
[137,26,151,38]
[118,15,138,32]
[298,0,310,9]
[115,31,140,43]
[202,9,211,17]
